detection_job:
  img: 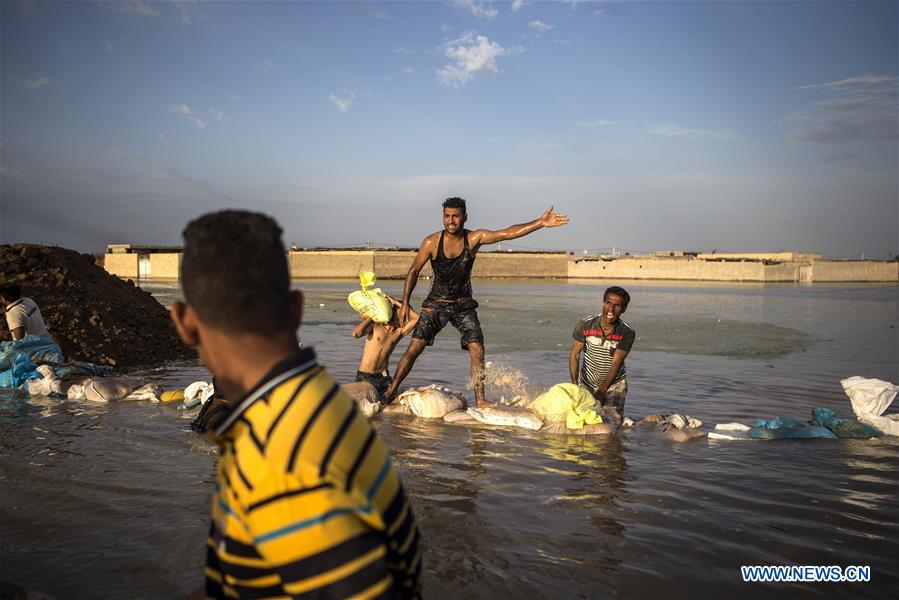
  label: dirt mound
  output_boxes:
[0,244,193,368]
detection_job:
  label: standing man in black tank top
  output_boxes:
[382,197,568,407]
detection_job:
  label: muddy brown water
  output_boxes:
[1,280,897,598]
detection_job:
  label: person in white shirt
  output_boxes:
[0,283,50,340]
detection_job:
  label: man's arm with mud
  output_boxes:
[469,206,569,249]
[351,316,374,339]
[593,349,629,400]
[399,234,436,325]
[569,340,584,385]
[386,294,420,336]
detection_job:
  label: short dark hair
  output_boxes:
[180,210,291,334]
[604,286,630,309]
[442,197,467,214]
[0,282,22,303]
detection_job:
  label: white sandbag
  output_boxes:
[185,381,215,405]
[397,385,466,419]
[709,424,753,440]
[27,365,64,396]
[715,422,751,432]
[341,382,383,417]
[842,377,899,436]
[443,409,476,423]
[67,384,85,401]
[124,383,163,402]
[382,402,412,415]
[81,377,143,403]
[709,431,753,441]
[467,406,543,431]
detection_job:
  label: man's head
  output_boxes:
[170,211,302,381]
[0,282,22,305]
[602,286,630,324]
[442,197,467,234]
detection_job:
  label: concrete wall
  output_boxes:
[695,252,822,262]
[568,257,898,282]
[569,256,777,281]
[809,260,898,282]
[288,250,567,279]
[472,252,569,277]
[372,252,432,279]
[149,253,181,279]
[289,251,374,279]
[104,253,139,279]
[102,248,898,282]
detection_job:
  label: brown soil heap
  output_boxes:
[0,244,194,368]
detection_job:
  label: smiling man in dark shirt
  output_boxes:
[382,197,568,407]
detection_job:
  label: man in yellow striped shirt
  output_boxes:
[171,210,422,599]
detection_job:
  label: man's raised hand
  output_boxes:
[539,205,569,228]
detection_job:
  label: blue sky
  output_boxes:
[1,0,896,257]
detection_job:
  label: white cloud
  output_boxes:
[175,0,204,24]
[562,0,605,15]
[209,109,228,121]
[454,1,498,20]
[529,20,554,32]
[329,92,356,112]
[14,76,50,90]
[225,91,241,102]
[437,33,521,89]
[103,40,114,53]
[351,3,389,19]
[795,74,895,91]
[647,124,740,141]
[403,65,415,76]
[157,132,173,147]
[169,104,206,130]
[577,120,620,128]
[393,45,416,54]
[511,0,525,12]
[261,60,275,73]
[96,1,159,20]
[788,74,898,144]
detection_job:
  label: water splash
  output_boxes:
[471,361,542,406]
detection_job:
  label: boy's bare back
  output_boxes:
[353,296,419,374]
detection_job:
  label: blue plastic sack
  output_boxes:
[0,336,64,389]
[811,407,881,439]
[754,416,804,430]
[749,426,837,440]
[0,336,64,370]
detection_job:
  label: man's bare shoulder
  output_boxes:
[418,231,442,255]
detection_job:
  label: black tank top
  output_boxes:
[426,230,476,302]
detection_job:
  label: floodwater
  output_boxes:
[1,279,897,599]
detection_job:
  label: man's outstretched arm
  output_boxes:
[470,205,568,248]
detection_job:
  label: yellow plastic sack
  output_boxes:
[160,389,185,403]
[347,271,392,323]
[531,383,602,429]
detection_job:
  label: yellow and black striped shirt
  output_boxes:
[206,348,422,599]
